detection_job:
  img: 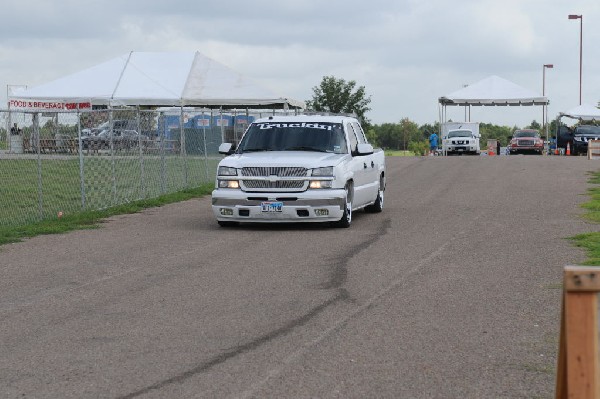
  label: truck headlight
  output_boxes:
[311,167,333,177]
[218,166,238,176]
[218,180,240,189]
[309,167,333,188]
[309,180,333,189]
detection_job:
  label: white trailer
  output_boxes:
[441,122,481,155]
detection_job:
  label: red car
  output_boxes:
[508,129,544,155]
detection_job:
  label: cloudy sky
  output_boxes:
[1,0,599,127]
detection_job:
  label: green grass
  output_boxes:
[571,170,600,265]
[0,154,219,247]
[384,150,416,156]
[0,183,214,247]
[0,156,218,226]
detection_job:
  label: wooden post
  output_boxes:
[588,140,600,160]
[556,266,600,399]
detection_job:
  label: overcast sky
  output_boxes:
[1,0,599,127]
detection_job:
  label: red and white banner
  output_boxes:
[9,99,91,111]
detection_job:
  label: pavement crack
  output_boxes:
[320,217,392,290]
[116,293,344,399]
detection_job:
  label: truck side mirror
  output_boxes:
[218,143,234,155]
[356,143,374,155]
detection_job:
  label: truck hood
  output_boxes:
[220,151,347,169]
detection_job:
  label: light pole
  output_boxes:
[568,14,583,105]
[542,64,553,149]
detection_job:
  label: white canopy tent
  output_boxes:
[439,75,548,107]
[8,51,304,109]
[559,103,600,122]
[438,75,550,144]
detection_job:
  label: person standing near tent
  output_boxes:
[428,130,438,156]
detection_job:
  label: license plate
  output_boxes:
[261,201,283,212]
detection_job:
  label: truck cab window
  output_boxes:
[346,123,359,154]
[352,122,367,143]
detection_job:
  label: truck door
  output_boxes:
[352,122,379,202]
[346,122,373,207]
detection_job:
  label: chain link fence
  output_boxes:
[0,107,298,228]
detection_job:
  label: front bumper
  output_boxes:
[573,141,587,154]
[509,145,544,153]
[445,145,478,153]
[211,189,346,223]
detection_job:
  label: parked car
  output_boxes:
[508,129,544,154]
[572,125,600,156]
[81,129,148,150]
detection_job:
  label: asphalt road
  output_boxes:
[1,155,599,398]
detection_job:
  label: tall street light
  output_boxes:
[568,14,583,105]
[542,64,553,147]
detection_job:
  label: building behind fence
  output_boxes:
[0,107,299,228]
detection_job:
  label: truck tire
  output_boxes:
[365,174,385,213]
[333,182,353,228]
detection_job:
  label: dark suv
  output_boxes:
[572,125,600,155]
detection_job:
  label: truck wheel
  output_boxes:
[333,182,353,228]
[365,174,385,213]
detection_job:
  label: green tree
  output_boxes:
[371,123,402,149]
[306,75,372,127]
[526,120,541,130]
[479,123,514,146]
[419,122,440,140]
[408,140,428,156]
[398,118,421,150]
[370,119,421,150]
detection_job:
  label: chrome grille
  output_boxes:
[241,167,308,190]
[244,180,305,189]
[241,167,307,177]
[517,140,534,146]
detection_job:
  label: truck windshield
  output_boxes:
[238,122,348,154]
[447,130,472,138]
[514,130,539,138]
[575,125,600,135]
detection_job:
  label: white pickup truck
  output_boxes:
[211,115,385,227]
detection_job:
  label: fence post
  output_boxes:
[180,105,188,188]
[556,265,600,398]
[136,106,146,199]
[33,112,44,221]
[77,107,86,209]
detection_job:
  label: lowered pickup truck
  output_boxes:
[211,115,385,227]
